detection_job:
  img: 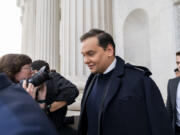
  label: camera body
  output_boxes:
[27,66,50,87]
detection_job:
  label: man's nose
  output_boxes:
[84,57,90,64]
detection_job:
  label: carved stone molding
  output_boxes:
[16,0,26,23]
[16,0,25,7]
[173,0,180,5]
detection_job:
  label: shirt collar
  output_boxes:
[103,58,116,74]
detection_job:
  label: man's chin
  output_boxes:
[90,69,98,74]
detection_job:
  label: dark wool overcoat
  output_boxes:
[78,56,173,135]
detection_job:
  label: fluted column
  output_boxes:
[173,0,180,51]
[60,0,113,89]
[17,0,36,59]
[35,0,60,72]
[174,0,180,5]
[17,0,60,71]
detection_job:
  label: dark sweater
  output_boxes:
[86,70,113,135]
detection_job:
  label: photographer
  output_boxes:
[24,60,79,135]
[0,53,32,83]
[0,54,58,134]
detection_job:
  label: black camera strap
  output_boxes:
[37,99,46,104]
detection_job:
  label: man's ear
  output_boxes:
[106,44,114,57]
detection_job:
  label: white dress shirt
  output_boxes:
[103,58,117,74]
[176,81,180,126]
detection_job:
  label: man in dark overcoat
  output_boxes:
[78,28,173,135]
[166,51,180,135]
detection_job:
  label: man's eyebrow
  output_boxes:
[81,50,94,54]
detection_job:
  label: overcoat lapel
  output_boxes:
[172,77,180,107]
[103,56,125,111]
[81,74,96,114]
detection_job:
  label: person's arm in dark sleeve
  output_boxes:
[166,80,173,121]
[48,72,79,112]
[144,77,173,135]
[49,101,68,112]
[56,85,79,105]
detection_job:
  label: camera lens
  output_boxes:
[27,66,50,87]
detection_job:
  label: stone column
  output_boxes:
[35,0,60,72]
[60,0,113,115]
[18,0,60,71]
[173,0,180,51]
[60,0,113,89]
[17,0,36,60]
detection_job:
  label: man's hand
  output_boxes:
[23,80,47,109]
[50,101,67,112]
[22,80,37,99]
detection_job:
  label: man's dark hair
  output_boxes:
[0,53,32,83]
[31,60,50,71]
[80,29,116,55]
[176,51,180,56]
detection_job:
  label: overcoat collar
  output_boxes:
[81,56,125,112]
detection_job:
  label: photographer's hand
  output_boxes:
[23,81,47,109]
[22,80,37,99]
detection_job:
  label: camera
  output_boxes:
[27,66,50,87]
